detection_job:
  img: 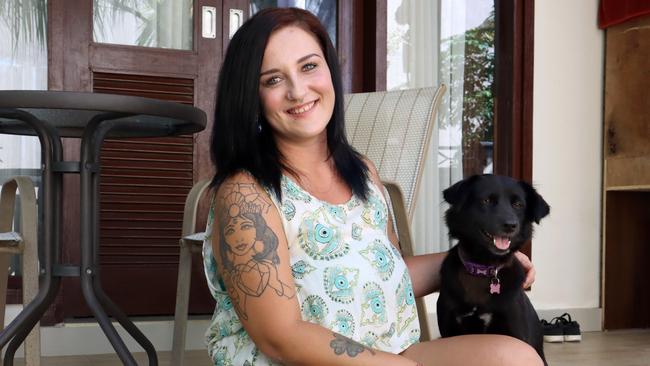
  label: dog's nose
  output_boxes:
[503,221,518,233]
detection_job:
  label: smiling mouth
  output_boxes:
[481,229,512,251]
[287,100,317,115]
[236,244,248,251]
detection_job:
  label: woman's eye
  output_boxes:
[302,62,317,71]
[264,76,282,86]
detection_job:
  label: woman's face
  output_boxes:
[258,25,335,144]
[223,215,257,256]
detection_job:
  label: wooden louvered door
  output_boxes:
[92,73,204,316]
[48,0,249,320]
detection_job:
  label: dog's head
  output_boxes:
[443,174,550,258]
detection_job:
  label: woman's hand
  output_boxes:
[514,251,535,289]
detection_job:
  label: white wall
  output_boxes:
[528,0,604,314]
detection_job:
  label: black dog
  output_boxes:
[437,174,550,364]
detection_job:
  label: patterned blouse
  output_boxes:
[202,175,420,365]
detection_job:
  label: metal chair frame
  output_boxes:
[0,177,41,365]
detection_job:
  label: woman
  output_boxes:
[204,7,542,366]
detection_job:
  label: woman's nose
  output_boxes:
[287,77,307,102]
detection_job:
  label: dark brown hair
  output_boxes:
[210,7,369,201]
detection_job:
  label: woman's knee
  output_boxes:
[404,335,544,366]
[489,335,544,366]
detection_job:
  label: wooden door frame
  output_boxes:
[46,0,224,323]
[494,0,534,184]
[337,0,387,93]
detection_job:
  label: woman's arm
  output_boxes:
[402,253,447,297]
[364,160,447,298]
[212,172,418,366]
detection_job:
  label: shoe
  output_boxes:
[541,318,564,343]
[556,313,582,342]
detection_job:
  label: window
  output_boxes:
[386,0,533,254]
[92,0,194,50]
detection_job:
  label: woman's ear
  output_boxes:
[519,181,550,224]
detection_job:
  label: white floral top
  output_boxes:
[202,176,420,365]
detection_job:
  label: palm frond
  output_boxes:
[95,0,159,47]
[0,0,48,51]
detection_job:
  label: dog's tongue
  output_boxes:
[493,236,511,250]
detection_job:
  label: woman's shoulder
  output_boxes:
[360,156,383,188]
[215,171,268,202]
[219,170,258,186]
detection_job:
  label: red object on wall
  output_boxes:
[599,0,650,29]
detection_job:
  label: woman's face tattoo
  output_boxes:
[224,214,257,256]
[221,185,270,258]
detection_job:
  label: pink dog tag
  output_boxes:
[490,278,501,294]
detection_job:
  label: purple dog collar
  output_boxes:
[458,250,502,277]
[461,259,500,277]
[458,250,503,294]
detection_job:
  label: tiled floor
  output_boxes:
[545,329,650,366]
[10,329,650,365]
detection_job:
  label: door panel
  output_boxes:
[48,0,227,320]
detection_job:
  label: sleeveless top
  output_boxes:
[202,175,420,365]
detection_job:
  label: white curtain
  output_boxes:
[156,0,193,50]
[387,0,463,255]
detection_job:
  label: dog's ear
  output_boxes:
[519,181,550,224]
[443,176,478,206]
[443,179,466,205]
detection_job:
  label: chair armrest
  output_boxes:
[181,179,212,237]
[0,231,24,254]
[180,232,206,254]
[382,181,415,257]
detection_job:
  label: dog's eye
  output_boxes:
[512,201,524,209]
[481,198,492,205]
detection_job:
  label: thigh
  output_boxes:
[401,334,543,366]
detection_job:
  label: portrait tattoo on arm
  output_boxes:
[217,182,295,320]
[329,333,376,358]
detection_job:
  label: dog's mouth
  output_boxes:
[481,229,512,251]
